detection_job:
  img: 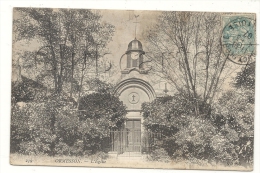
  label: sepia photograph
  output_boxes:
[9,6,256,171]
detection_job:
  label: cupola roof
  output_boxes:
[126,39,144,53]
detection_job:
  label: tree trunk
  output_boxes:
[70,52,75,98]
[57,44,65,94]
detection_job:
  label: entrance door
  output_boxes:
[126,119,141,152]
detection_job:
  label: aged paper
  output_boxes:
[10,8,256,171]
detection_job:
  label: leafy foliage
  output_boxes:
[13,8,115,97]
[11,78,126,156]
[214,62,255,166]
[142,95,216,161]
[142,94,210,135]
[142,84,254,166]
[212,88,254,166]
[55,140,83,156]
[234,62,255,93]
[11,76,47,103]
[78,92,127,153]
[10,103,32,153]
[55,111,80,147]
[147,148,170,162]
[86,78,114,94]
[11,96,82,156]
[11,101,56,155]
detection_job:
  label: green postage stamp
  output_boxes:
[222,15,256,65]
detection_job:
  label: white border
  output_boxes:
[1,1,260,173]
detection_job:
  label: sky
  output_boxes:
[98,9,161,67]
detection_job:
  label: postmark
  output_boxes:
[222,16,256,65]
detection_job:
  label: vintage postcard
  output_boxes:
[10,8,256,171]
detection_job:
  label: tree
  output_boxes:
[11,91,84,156]
[142,66,255,166]
[144,12,237,116]
[76,79,127,153]
[142,94,216,162]
[13,8,115,99]
[11,101,58,155]
[84,77,114,94]
[211,62,255,166]
[10,103,32,153]
[142,61,255,165]
[234,62,255,91]
[11,75,47,103]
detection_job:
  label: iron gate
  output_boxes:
[110,130,163,154]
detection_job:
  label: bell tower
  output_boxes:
[112,14,157,154]
[121,39,149,74]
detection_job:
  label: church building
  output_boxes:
[109,38,170,156]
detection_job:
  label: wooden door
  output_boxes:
[126,120,141,152]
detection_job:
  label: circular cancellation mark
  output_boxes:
[222,16,256,65]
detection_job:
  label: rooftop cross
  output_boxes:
[133,15,140,39]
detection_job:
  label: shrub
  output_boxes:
[11,102,56,155]
[78,92,127,153]
[19,140,50,155]
[142,90,253,167]
[55,140,83,156]
[10,103,31,153]
[142,94,215,162]
[90,151,108,163]
[55,109,80,147]
[147,148,170,162]
[212,89,254,166]
[55,142,71,156]
[10,96,78,156]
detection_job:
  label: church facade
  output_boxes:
[109,39,163,155]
